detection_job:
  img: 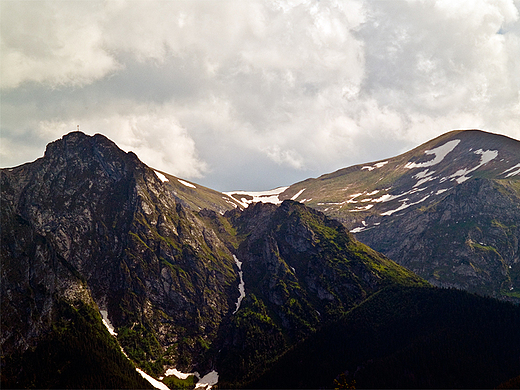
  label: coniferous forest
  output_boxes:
[246,286,520,389]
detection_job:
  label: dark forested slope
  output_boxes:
[248,286,520,389]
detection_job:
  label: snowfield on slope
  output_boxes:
[223,187,289,207]
[233,255,245,314]
[405,139,460,169]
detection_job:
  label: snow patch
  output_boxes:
[178,179,196,188]
[223,197,239,208]
[370,194,394,203]
[291,188,306,200]
[223,187,289,207]
[163,369,219,389]
[165,368,194,380]
[475,149,498,165]
[449,149,498,183]
[413,169,435,179]
[154,171,169,183]
[502,163,520,177]
[380,195,430,216]
[370,191,410,203]
[350,226,366,233]
[414,176,436,187]
[233,255,245,314]
[196,371,219,389]
[405,140,460,169]
[413,169,436,187]
[348,204,374,212]
[334,192,365,204]
[350,220,368,233]
[100,310,117,336]
[137,368,170,390]
[362,161,388,171]
[436,188,450,195]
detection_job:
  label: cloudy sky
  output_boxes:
[2,0,519,191]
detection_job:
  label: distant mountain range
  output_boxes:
[227,130,520,301]
[2,129,520,389]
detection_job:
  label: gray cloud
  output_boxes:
[2,0,519,191]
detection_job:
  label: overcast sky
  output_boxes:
[2,0,519,191]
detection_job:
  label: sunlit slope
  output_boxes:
[278,130,520,300]
[152,169,242,213]
[280,130,520,227]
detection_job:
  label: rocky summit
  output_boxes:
[227,130,520,302]
[1,132,241,387]
[1,131,426,388]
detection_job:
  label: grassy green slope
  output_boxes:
[247,285,520,389]
[155,169,241,213]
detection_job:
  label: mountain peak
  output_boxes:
[44,131,142,174]
[222,130,520,302]
[270,129,520,301]
[277,129,519,219]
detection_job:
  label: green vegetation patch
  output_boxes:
[162,374,197,389]
[118,323,166,377]
[469,240,499,254]
[217,294,286,387]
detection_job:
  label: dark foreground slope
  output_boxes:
[248,285,520,389]
[1,301,152,389]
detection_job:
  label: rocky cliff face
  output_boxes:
[1,131,425,388]
[1,132,238,381]
[218,200,425,385]
[356,178,520,299]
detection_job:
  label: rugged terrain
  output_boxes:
[1,131,425,388]
[227,130,520,301]
[1,132,240,387]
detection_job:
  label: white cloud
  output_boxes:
[1,0,519,190]
[0,1,119,89]
[263,145,305,169]
[360,0,520,116]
